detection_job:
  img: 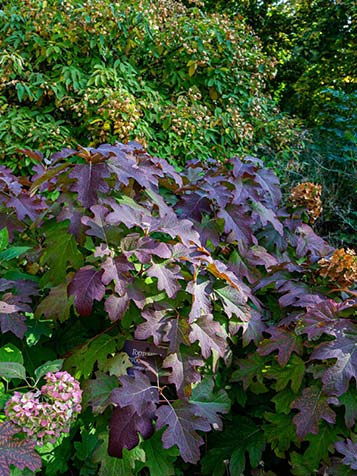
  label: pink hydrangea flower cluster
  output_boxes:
[5,371,82,445]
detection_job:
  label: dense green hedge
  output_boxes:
[0,0,303,173]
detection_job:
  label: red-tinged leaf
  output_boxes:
[251,201,284,236]
[189,315,227,358]
[121,234,171,263]
[300,299,342,339]
[186,279,212,322]
[335,439,357,470]
[163,351,203,398]
[68,266,105,316]
[0,421,41,476]
[110,371,159,416]
[258,327,304,367]
[311,327,357,396]
[208,259,252,297]
[147,261,183,298]
[108,405,154,458]
[83,371,118,414]
[104,293,130,322]
[101,256,134,296]
[291,386,338,440]
[155,401,210,464]
[7,194,45,221]
[69,163,110,208]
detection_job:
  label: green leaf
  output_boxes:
[64,334,117,379]
[339,389,357,428]
[100,352,132,376]
[202,415,265,476]
[94,435,145,476]
[272,388,297,415]
[40,222,83,286]
[74,431,99,461]
[263,412,298,457]
[190,377,230,427]
[35,280,74,322]
[265,354,305,393]
[0,246,30,261]
[0,344,23,364]
[34,359,64,381]
[82,372,118,414]
[0,362,26,380]
[0,228,9,251]
[141,430,179,476]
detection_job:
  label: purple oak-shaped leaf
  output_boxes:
[254,166,282,208]
[214,285,250,323]
[251,201,284,236]
[163,352,203,398]
[155,214,201,247]
[258,327,304,367]
[291,386,338,440]
[101,256,134,296]
[189,315,227,358]
[186,279,212,323]
[176,192,211,221]
[108,405,154,458]
[68,266,105,316]
[240,309,267,346]
[155,401,211,464]
[0,294,31,339]
[335,439,357,470]
[295,224,333,260]
[105,200,155,231]
[312,327,357,396]
[163,316,191,353]
[121,234,171,264]
[277,280,324,308]
[104,293,130,322]
[0,421,41,476]
[217,206,256,245]
[110,371,159,416]
[0,166,22,196]
[70,163,110,208]
[135,308,168,346]
[147,262,183,298]
[202,176,232,208]
[300,299,343,340]
[7,194,45,221]
[81,204,111,241]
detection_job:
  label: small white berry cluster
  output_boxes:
[5,371,82,445]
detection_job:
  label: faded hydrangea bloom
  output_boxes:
[5,371,82,445]
[289,182,322,223]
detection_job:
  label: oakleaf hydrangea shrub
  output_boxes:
[0,141,356,475]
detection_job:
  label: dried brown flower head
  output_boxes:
[289,182,322,222]
[318,248,357,287]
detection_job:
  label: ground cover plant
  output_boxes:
[0,141,356,475]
